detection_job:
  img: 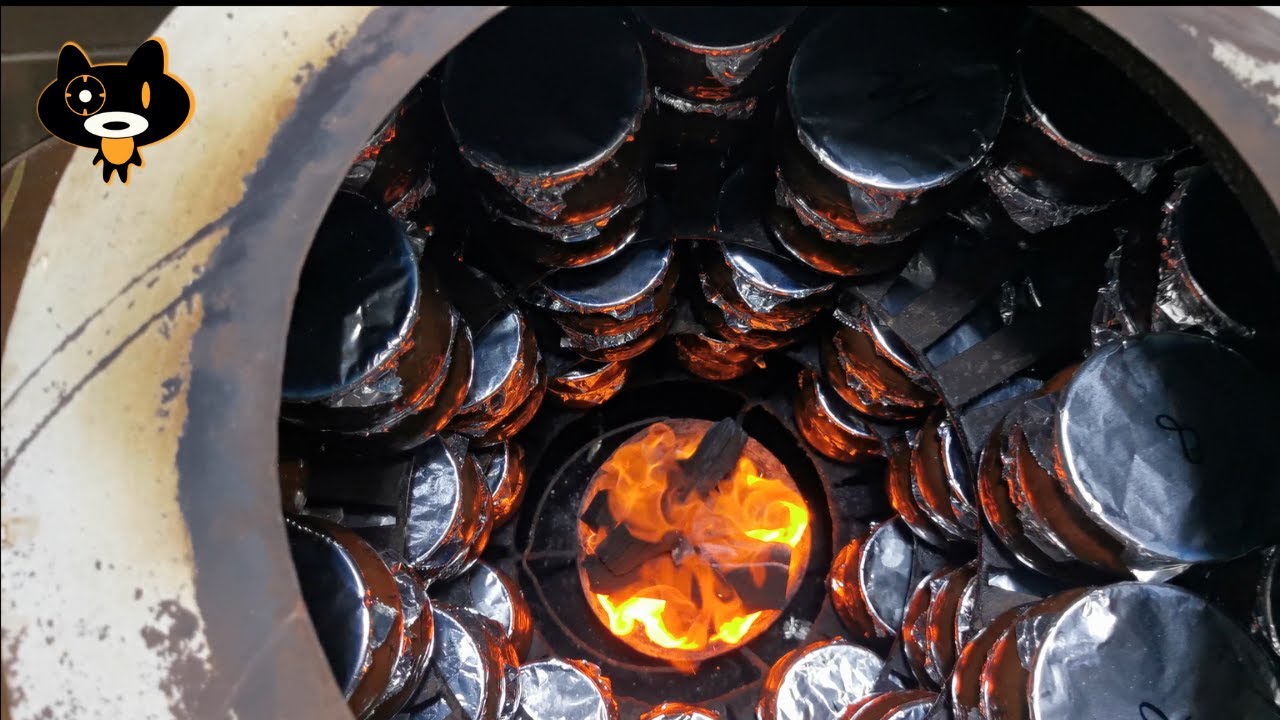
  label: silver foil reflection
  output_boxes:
[758,640,883,720]
[401,605,520,720]
[639,702,720,720]
[405,437,492,582]
[1030,583,1280,720]
[516,658,618,720]
[436,561,533,660]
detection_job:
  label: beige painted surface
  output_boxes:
[0,7,375,719]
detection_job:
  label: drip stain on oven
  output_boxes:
[274,6,1280,720]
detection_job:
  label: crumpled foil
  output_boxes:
[654,87,758,119]
[794,369,882,464]
[981,164,1111,235]
[775,176,908,246]
[436,561,533,661]
[473,442,527,529]
[529,238,676,322]
[377,555,435,717]
[546,356,631,409]
[638,702,720,720]
[758,640,883,720]
[515,658,618,720]
[405,437,492,582]
[1029,583,1280,720]
[1090,237,1152,349]
[403,605,520,720]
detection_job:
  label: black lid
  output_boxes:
[282,191,418,402]
[442,7,647,178]
[786,7,1008,192]
[1057,333,1280,564]
[633,6,802,51]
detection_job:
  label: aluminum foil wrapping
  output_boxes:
[1053,334,1280,570]
[404,436,493,582]
[981,164,1111,235]
[901,567,950,688]
[282,191,421,404]
[471,365,545,447]
[1089,228,1156,350]
[923,564,977,685]
[452,307,541,437]
[774,176,908,247]
[484,192,646,246]
[885,437,949,548]
[374,555,436,720]
[949,607,1021,720]
[654,87,758,120]
[515,658,618,720]
[910,412,978,543]
[758,640,884,720]
[441,7,650,222]
[977,589,1088,720]
[710,240,835,322]
[559,312,672,361]
[638,702,720,720]
[546,354,631,409]
[344,82,439,222]
[821,304,937,421]
[436,561,533,661]
[1029,583,1280,720]
[1151,166,1280,343]
[673,331,760,381]
[530,237,677,324]
[474,442,527,528]
[844,691,937,720]
[400,604,520,720]
[794,369,883,464]
[765,200,918,279]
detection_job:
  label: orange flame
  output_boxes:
[579,420,811,663]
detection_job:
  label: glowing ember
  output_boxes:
[578,419,811,662]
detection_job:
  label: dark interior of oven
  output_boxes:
[274,7,1280,720]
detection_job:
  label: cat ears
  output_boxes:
[57,39,167,78]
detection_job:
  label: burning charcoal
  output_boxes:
[947,606,1021,720]
[794,369,882,464]
[344,81,438,222]
[699,240,836,333]
[977,589,1089,720]
[672,330,761,381]
[529,230,678,341]
[1026,583,1280,720]
[402,436,493,583]
[546,352,632,409]
[285,516,405,720]
[633,7,800,159]
[922,564,977,685]
[984,19,1188,233]
[842,690,937,720]
[515,658,619,720]
[578,419,811,662]
[442,7,650,227]
[473,441,527,528]
[639,702,721,720]
[672,417,750,500]
[758,639,884,720]
[435,561,533,661]
[884,437,949,549]
[500,202,645,270]
[399,604,520,720]
[900,567,950,689]
[909,411,979,543]
[450,304,542,438]
[779,8,1008,242]
[371,554,436,720]
[831,518,945,643]
[820,302,938,422]
[1017,333,1278,576]
[1151,166,1280,343]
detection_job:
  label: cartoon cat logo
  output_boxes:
[36,38,193,184]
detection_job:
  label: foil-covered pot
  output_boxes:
[398,604,520,720]
[451,304,542,438]
[371,555,436,720]
[435,561,533,661]
[344,81,438,221]
[922,564,977,686]
[499,201,645,270]
[286,516,405,720]
[884,436,948,548]
[900,567,951,689]
[639,702,721,720]
[758,639,884,720]
[764,200,920,279]
[672,330,761,381]
[402,436,493,583]
[794,369,882,464]
[978,588,1089,720]
[365,315,474,453]
[1029,583,1280,720]
[441,7,651,227]
[983,19,1188,233]
[821,303,938,421]
[545,353,631,409]
[948,606,1022,720]
[1044,333,1278,573]
[700,240,835,333]
[473,441,527,528]
[843,691,937,720]
[695,270,806,351]
[779,7,1008,239]
[909,410,979,543]
[471,362,547,446]
[1152,165,1280,343]
[829,517,943,642]
[515,658,619,720]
